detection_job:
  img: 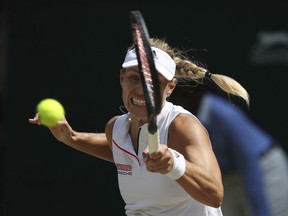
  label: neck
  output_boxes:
[129,115,146,129]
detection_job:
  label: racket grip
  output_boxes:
[148,129,160,154]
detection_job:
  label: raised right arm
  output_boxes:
[29,114,114,162]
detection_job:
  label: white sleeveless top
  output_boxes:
[112,101,223,216]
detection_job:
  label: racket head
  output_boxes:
[130,10,162,133]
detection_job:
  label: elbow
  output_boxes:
[211,195,223,208]
[210,188,224,208]
[192,185,224,208]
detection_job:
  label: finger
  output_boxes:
[149,145,169,159]
[57,117,67,125]
[146,157,171,173]
[28,114,41,125]
[146,160,171,174]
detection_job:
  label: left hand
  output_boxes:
[142,144,173,174]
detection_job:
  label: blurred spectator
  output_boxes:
[170,76,288,216]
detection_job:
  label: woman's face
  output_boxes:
[120,66,175,124]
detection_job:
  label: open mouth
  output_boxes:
[132,98,146,106]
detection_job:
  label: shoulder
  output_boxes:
[105,115,119,129]
[105,115,120,145]
[172,112,205,132]
[165,102,205,131]
[105,114,131,141]
[169,112,209,149]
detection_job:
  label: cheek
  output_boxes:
[121,83,130,92]
[161,85,169,95]
[121,86,130,101]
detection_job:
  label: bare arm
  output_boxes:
[143,113,223,208]
[170,113,223,207]
[29,114,114,162]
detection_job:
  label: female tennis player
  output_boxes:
[29,38,224,216]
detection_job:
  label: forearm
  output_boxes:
[65,131,113,162]
[177,162,223,208]
[148,146,223,207]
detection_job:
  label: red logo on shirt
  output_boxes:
[116,163,132,171]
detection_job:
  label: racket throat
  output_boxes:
[148,116,157,134]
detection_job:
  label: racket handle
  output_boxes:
[148,129,160,154]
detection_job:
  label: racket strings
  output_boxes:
[133,24,156,108]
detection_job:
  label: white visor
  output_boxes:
[122,47,176,81]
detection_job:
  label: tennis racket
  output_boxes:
[130,10,162,154]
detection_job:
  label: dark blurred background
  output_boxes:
[1,1,288,215]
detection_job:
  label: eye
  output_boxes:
[127,74,140,82]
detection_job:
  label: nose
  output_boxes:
[135,82,145,95]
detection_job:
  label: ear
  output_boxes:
[120,69,125,86]
[166,78,177,97]
[168,78,177,92]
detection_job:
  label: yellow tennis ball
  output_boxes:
[36,98,65,127]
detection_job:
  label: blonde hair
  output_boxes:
[127,37,250,107]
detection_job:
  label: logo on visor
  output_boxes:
[152,50,158,59]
